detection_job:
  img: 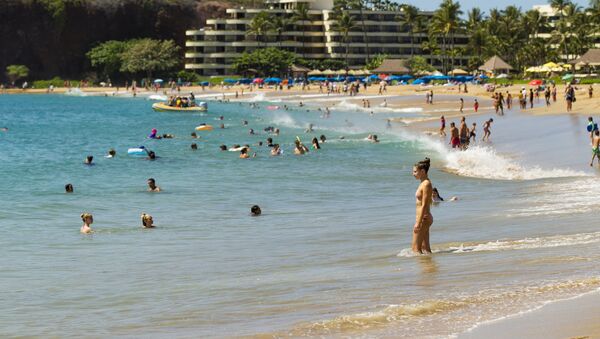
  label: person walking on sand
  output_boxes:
[459,98,464,113]
[552,84,557,102]
[566,84,575,112]
[482,118,493,141]
[449,122,460,149]
[506,91,512,110]
[412,158,433,254]
[474,99,479,112]
[545,87,551,106]
[429,90,434,104]
[440,116,446,136]
[589,85,593,99]
[591,130,600,167]
[529,89,534,109]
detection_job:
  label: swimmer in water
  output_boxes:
[80,213,93,234]
[147,178,161,192]
[191,132,198,138]
[433,188,458,202]
[149,128,161,139]
[220,144,227,151]
[220,123,225,129]
[243,120,248,126]
[141,213,155,228]
[84,155,94,165]
[412,158,433,254]
[251,205,261,216]
[305,123,313,133]
[271,144,281,156]
[106,149,116,158]
[294,139,309,155]
[65,183,74,193]
[320,135,326,143]
[249,128,255,135]
[191,143,198,150]
[312,137,321,149]
[432,188,444,202]
[274,128,280,136]
[147,151,157,160]
[240,148,250,158]
[267,137,274,147]
[0,127,8,132]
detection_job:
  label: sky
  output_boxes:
[401,0,588,12]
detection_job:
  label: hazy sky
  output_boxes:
[402,0,588,12]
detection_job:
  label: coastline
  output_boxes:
[458,288,600,339]
[3,83,598,116]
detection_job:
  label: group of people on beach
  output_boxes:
[440,115,493,149]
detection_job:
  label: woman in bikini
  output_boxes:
[412,158,433,254]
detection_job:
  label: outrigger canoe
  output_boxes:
[152,102,207,112]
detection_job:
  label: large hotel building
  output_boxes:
[184,0,469,75]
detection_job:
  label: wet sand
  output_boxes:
[459,289,600,339]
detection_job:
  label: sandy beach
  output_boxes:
[459,289,600,339]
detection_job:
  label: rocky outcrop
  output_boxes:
[0,0,231,82]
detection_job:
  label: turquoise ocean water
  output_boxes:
[1,93,599,337]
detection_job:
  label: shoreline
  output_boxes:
[458,288,600,339]
[3,83,598,116]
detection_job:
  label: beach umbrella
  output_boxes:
[308,69,322,75]
[264,77,282,83]
[562,74,574,81]
[431,70,443,76]
[450,68,468,75]
[322,69,335,75]
[529,79,543,86]
[543,62,560,69]
[154,79,164,83]
[252,78,264,84]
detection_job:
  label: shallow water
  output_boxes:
[0,94,598,338]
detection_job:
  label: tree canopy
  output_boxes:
[87,39,180,79]
[232,48,298,77]
[6,64,29,83]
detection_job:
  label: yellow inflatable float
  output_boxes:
[195,124,214,131]
[152,102,207,112]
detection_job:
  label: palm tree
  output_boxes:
[293,3,311,58]
[270,16,291,48]
[347,0,370,63]
[466,7,483,30]
[549,0,573,19]
[335,11,357,70]
[246,12,271,48]
[398,5,420,57]
[430,0,463,72]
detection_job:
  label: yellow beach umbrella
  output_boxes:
[450,68,468,75]
[322,69,335,75]
[308,69,322,75]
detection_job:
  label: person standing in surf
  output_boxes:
[412,158,433,254]
[591,130,600,167]
[439,116,446,136]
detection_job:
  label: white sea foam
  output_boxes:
[507,177,600,216]
[397,231,600,257]
[247,92,266,102]
[147,94,167,101]
[396,131,587,180]
[63,88,87,96]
